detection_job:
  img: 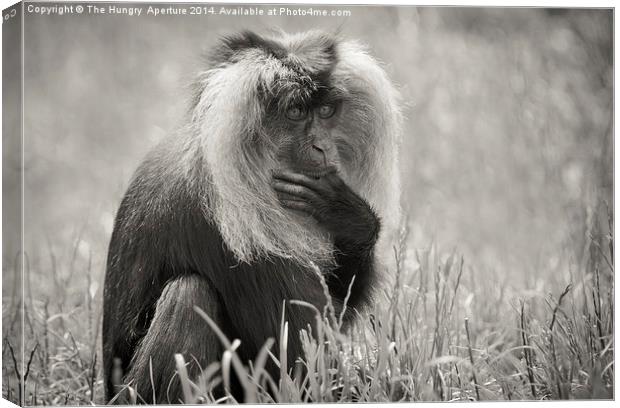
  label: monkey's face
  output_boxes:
[262,80,367,184]
[270,97,343,176]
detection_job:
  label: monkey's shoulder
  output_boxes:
[111,139,208,235]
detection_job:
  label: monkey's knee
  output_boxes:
[124,275,225,404]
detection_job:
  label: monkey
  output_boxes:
[102,29,402,404]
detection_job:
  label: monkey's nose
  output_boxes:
[310,144,328,166]
[311,144,324,154]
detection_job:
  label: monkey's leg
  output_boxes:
[124,275,225,404]
[218,263,330,395]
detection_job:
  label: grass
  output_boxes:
[2,201,614,404]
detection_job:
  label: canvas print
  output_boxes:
[1,2,614,405]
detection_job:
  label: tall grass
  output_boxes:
[2,201,613,404]
[2,237,103,405]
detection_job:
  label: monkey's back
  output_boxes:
[101,134,223,400]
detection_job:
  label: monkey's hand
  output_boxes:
[272,168,380,251]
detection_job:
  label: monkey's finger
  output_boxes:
[272,180,318,201]
[275,192,319,207]
[272,171,322,192]
[279,199,314,215]
[275,191,300,202]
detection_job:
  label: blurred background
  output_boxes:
[2,5,613,404]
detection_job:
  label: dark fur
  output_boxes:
[102,32,380,404]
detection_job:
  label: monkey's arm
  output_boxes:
[330,216,379,312]
[272,168,380,312]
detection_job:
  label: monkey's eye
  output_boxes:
[317,104,336,119]
[286,106,308,121]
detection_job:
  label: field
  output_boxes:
[2,6,614,405]
[2,208,614,404]
[2,212,615,404]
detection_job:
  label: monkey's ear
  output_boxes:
[210,31,287,65]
